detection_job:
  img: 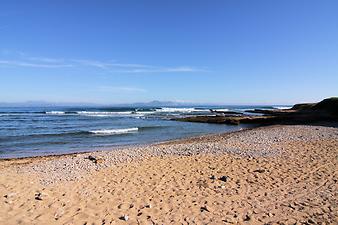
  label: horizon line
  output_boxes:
[0,100,304,106]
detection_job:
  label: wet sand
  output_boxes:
[0,125,337,224]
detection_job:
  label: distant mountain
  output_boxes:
[122,100,193,107]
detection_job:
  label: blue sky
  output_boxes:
[0,0,337,104]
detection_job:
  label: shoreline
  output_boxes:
[1,124,337,224]
[0,121,334,162]
[0,124,256,161]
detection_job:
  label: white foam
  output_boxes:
[211,108,229,112]
[89,127,139,135]
[45,111,65,115]
[76,111,141,118]
[77,111,133,115]
[274,106,292,110]
[155,107,208,113]
[136,111,155,115]
[84,114,111,117]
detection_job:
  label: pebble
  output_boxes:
[253,169,265,173]
[87,155,97,163]
[243,214,251,221]
[200,206,210,212]
[219,176,228,182]
[35,192,43,201]
[15,125,337,185]
[119,215,129,221]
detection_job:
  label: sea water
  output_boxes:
[0,105,289,158]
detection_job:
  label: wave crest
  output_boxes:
[77,111,133,115]
[45,111,65,115]
[274,106,291,110]
[89,127,139,135]
[155,107,208,113]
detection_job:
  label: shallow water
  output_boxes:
[0,105,289,158]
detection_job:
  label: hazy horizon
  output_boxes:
[0,99,298,107]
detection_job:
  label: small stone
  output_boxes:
[219,176,228,182]
[35,193,42,201]
[200,206,210,212]
[210,175,216,180]
[119,215,129,221]
[253,169,265,173]
[243,214,251,221]
[86,155,97,163]
[288,203,296,210]
[307,218,316,224]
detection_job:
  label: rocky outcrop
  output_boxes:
[311,97,338,114]
[174,97,338,125]
[291,97,338,115]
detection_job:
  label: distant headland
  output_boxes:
[175,97,338,125]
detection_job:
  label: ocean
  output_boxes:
[0,105,289,158]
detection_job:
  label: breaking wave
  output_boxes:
[45,111,66,115]
[89,127,139,135]
[155,107,209,113]
[274,106,292,110]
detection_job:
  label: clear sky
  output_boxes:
[0,0,337,105]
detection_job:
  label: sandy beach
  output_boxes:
[0,125,337,224]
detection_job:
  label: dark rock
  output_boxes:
[119,215,129,221]
[291,103,315,111]
[200,206,210,212]
[219,176,228,182]
[292,97,338,115]
[86,155,97,163]
[243,214,251,221]
[174,97,338,126]
[245,109,290,115]
[210,175,216,180]
[35,193,42,201]
[253,169,265,173]
[312,97,338,114]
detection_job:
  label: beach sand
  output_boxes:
[0,125,337,224]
